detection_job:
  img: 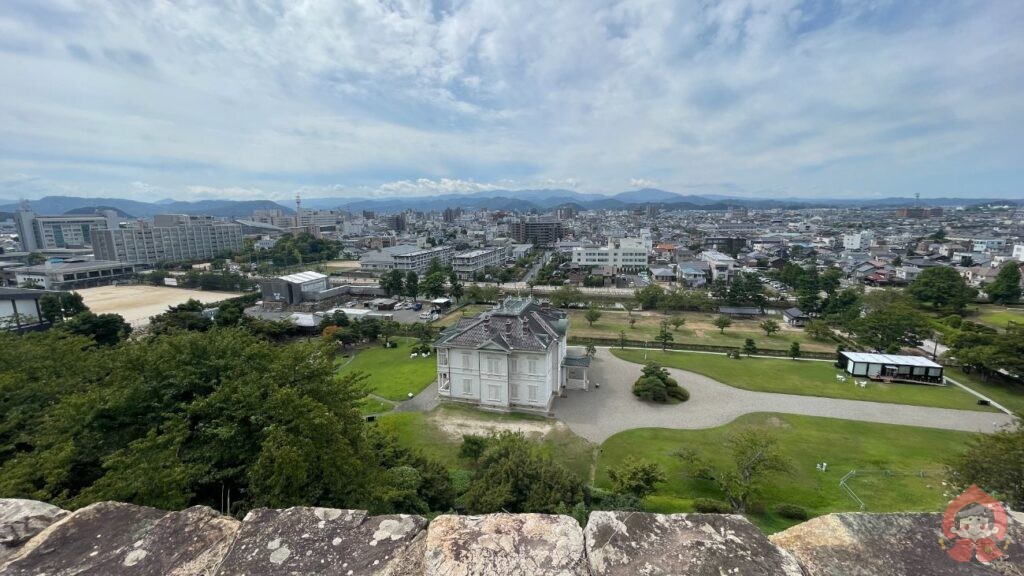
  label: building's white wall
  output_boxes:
[438,340,564,410]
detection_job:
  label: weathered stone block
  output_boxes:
[424,513,588,576]
[0,498,69,565]
[770,512,1024,575]
[214,507,426,575]
[585,511,804,575]
[0,501,238,575]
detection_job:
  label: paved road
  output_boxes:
[553,348,1016,443]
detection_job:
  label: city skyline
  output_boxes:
[1,0,1023,202]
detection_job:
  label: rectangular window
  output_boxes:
[510,384,519,400]
[462,353,471,368]
[528,386,538,401]
[487,385,500,401]
[509,358,518,374]
[462,379,472,395]
[528,359,537,374]
[439,350,448,366]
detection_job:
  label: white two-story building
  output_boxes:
[434,298,588,414]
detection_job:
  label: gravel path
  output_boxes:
[553,348,1016,443]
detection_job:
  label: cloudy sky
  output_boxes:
[1,0,1022,202]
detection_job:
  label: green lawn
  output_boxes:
[970,305,1024,330]
[375,404,597,483]
[611,348,997,411]
[946,367,1024,414]
[336,338,436,401]
[359,397,395,415]
[568,310,836,352]
[596,413,976,532]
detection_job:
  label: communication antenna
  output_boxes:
[914,192,920,208]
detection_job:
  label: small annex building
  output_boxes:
[837,351,944,384]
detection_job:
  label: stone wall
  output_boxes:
[1,498,1021,575]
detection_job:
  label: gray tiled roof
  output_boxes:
[435,298,567,352]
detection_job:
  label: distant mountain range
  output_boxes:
[0,196,293,218]
[304,188,1019,212]
[0,190,1018,220]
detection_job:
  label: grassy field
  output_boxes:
[969,305,1024,330]
[336,338,436,401]
[432,304,494,328]
[359,397,394,415]
[376,404,597,482]
[596,413,975,532]
[947,367,1024,414]
[611,348,997,411]
[567,310,835,352]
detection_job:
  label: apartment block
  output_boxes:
[91,215,244,265]
[453,246,507,280]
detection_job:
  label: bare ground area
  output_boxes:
[75,285,243,326]
[429,409,562,440]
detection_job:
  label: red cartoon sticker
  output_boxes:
[940,485,1011,564]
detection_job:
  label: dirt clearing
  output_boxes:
[75,285,243,326]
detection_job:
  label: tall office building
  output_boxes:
[91,214,244,265]
[14,203,119,251]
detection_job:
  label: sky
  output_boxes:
[0,0,1022,203]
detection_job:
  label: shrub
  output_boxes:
[632,362,689,403]
[667,385,689,401]
[746,500,766,515]
[774,503,810,520]
[943,315,963,328]
[692,498,732,514]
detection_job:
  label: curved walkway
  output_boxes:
[553,348,1016,443]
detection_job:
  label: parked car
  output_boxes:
[413,302,423,311]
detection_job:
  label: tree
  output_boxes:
[851,305,930,352]
[379,320,400,347]
[678,428,790,513]
[39,292,89,323]
[655,320,673,350]
[585,343,597,358]
[549,286,584,308]
[420,271,446,299]
[712,315,732,334]
[633,284,664,310]
[742,338,758,356]
[458,432,584,513]
[788,342,801,359]
[986,262,1022,304]
[669,316,686,332]
[907,266,975,313]
[148,299,213,335]
[448,271,464,302]
[618,330,627,349]
[380,270,404,297]
[405,271,420,301]
[61,312,132,346]
[946,423,1024,509]
[606,457,666,499]
[803,319,833,341]
[628,317,636,329]
[584,306,602,326]
[759,318,780,336]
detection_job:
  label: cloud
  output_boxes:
[630,178,659,189]
[0,0,1021,201]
